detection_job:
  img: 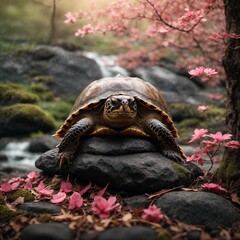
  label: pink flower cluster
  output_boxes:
[201,183,227,195]
[0,173,121,219]
[142,205,164,223]
[188,66,218,78]
[187,129,240,166]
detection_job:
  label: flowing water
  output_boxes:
[0,141,40,169]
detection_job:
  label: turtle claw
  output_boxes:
[162,150,185,163]
[57,152,74,168]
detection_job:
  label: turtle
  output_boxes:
[54,75,186,167]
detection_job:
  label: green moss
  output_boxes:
[0,205,25,223]
[30,84,54,101]
[0,82,39,106]
[33,75,54,83]
[37,214,52,223]
[0,194,5,205]
[7,189,35,202]
[178,118,204,128]
[39,98,74,127]
[0,103,56,136]
[172,163,190,182]
[157,228,172,240]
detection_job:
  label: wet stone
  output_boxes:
[96,226,157,240]
[156,191,240,229]
[18,201,61,215]
[20,223,74,240]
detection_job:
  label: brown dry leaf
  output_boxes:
[231,193,240,205]
[86,215,94,224]
[94,225,105,232]
[122,213,132,227]
[101,218,112,228]
[148,186,182,199]
[53,212,82,221]
[68,221,78,230]
[181,187,199,192]
[10,221,22,232]
[11,197,25,207]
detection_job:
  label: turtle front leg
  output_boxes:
[57,117,93,168]
[147,119,186,163]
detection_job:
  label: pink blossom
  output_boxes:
[201,183,227,195]
[97,183,109,197]
[0,182,19,193]
[189,67,218,78]
[64,12,76,24]
[92,195,120,219]
[27,171,40,180]
[79,182,92,195]
[224,140,240,149]
[8,177,24,184]
[189,128,208,143]
[208,94,224,101]
[60,180,73,193]
[187,152,205,165]
[35,182,54,196]
[75,24,94,37]
[142,205,164,223]
[24,178,32,190]
[208,132,232,142]
[188,66,205,77]
[197,105,209,112]
[204,68,218,76]
[68,192,83,210]
[51,192,67,204]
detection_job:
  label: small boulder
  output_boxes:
[36,136,203,194]
[18,202,61,215]
[156,191,240,229]
[20,223,74,240]
[0,103,55,137]
[96,226,157,240]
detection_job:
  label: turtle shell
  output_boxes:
[54,75,178,138]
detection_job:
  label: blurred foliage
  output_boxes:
[0,0,120,54]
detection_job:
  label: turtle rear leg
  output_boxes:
[57,117,93,168]
[147,119,186,163]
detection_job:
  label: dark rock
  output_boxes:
[18,202,61,215]
[28,136,60,153]
[96,226,157,240]
[123,195,150,209]
[132,66,208,104]
[36,137,203,194]
[0,154,8,162]
[0,46,103,98]
[156,191,240,229]
[79,136,157,155]
[187,231,202,240]
[0,104,55,137]
[20,223,74,240]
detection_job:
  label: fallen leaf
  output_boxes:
[231,193,240,205]
[86,215,94,224]
[122,213,132,227]
[11,197,25,207]
[94,225,105,232]
[148,186,182,199]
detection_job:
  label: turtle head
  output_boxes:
[104,95,137,128]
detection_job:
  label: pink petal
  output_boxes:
[79,182,92,195]
[69,192,83,210]
[51,192,67,204]
[27,171,40,180]
[60,180,73,193]
[0,183,13,192]
[97,183,109,196]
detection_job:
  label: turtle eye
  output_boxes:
[129,98,137,110]
[110,97,119,106]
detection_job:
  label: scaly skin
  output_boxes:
[58,117,93,168]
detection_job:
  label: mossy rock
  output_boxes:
[0,103,56,137]
[33,75,54,83]
[7,189,35,202]
[0,205,25,223]
[0,82,39,106]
